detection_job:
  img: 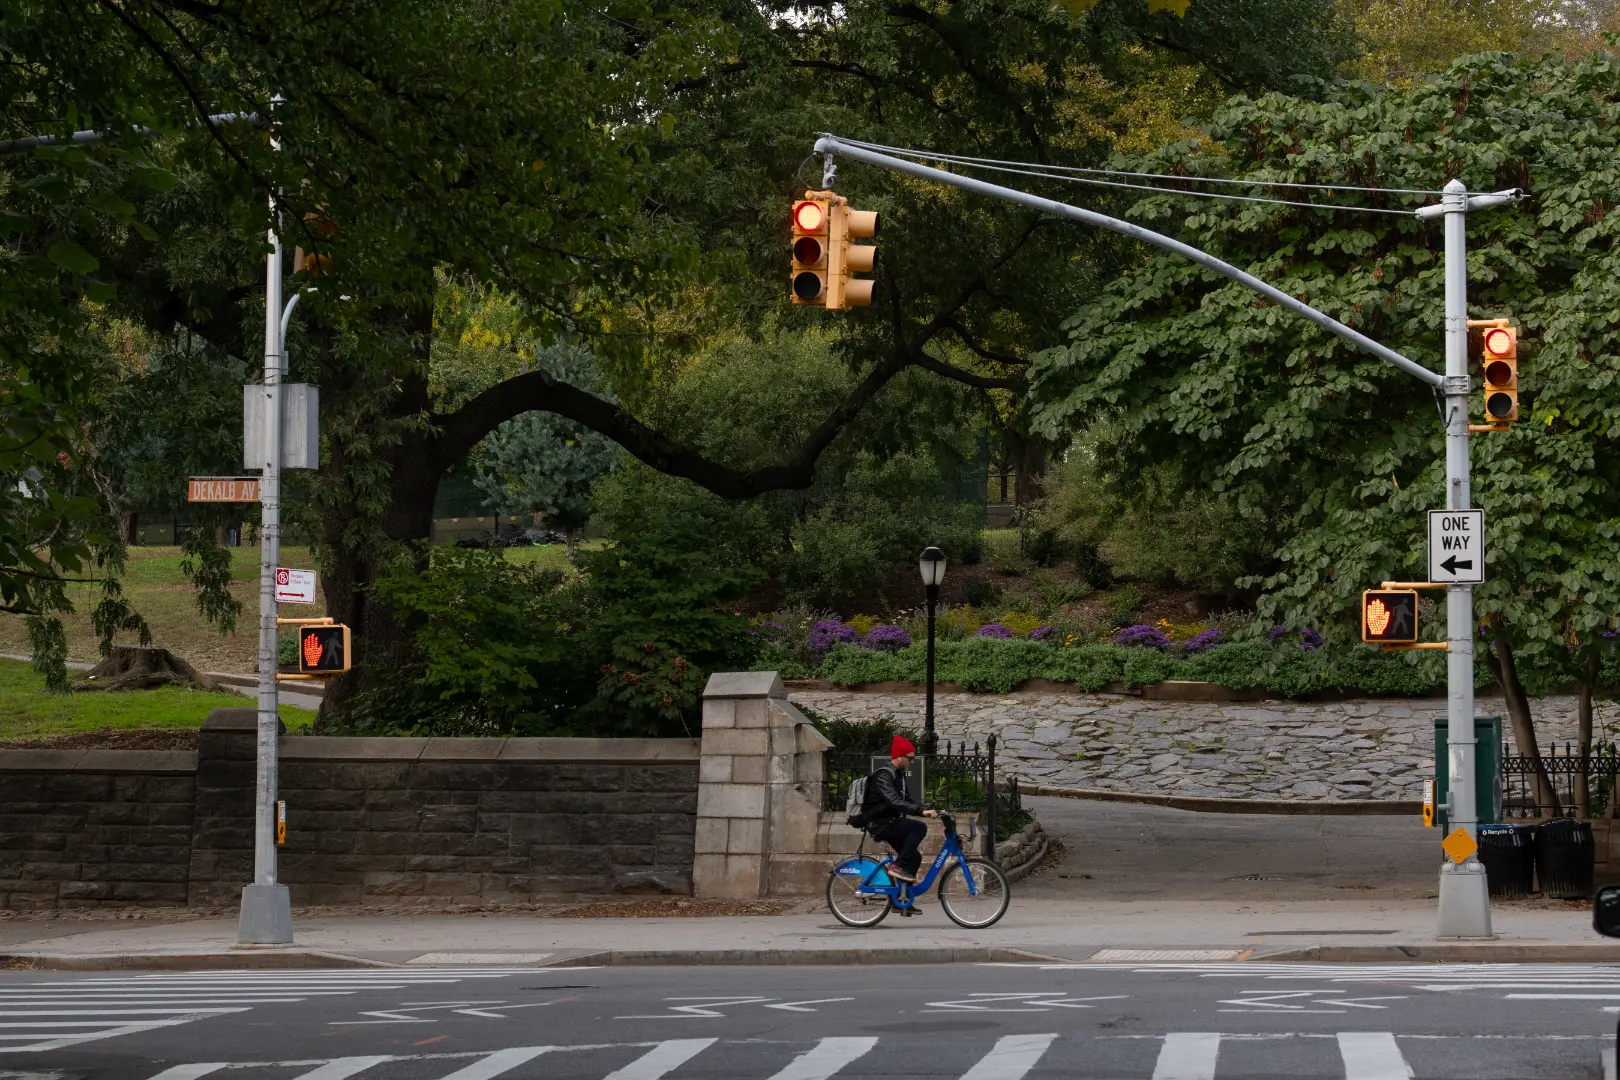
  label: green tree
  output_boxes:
[471,346,620,557]
[1029,50,1620,760]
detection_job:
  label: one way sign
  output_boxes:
[1428,509,1485,583]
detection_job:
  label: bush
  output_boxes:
[862,624,912,652]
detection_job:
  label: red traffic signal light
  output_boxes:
[298,624,351,673]
[1361,590,1418,645]
[1479,324,1518,422]
[791,196,829,305]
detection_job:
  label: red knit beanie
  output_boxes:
[891,735,916,757]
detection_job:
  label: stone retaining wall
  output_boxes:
[0,710,700,910]
[790,688,1617,804]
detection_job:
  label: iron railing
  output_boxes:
[1502,741,1620,819]
[822,735,1022,855]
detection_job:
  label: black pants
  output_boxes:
[874,817,927,876]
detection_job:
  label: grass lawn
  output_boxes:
[0,541,600,673]
[0,658,314,741]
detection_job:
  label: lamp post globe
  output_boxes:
[919,546,945,754]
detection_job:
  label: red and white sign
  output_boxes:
[274,568,318,605]
[188,477,260,503]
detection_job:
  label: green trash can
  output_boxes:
[1434,716,1503,828]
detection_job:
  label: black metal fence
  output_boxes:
[1502,741,1620,819]
[822,735,1023,853]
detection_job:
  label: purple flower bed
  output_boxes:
[1181,628,1225,653]
[1114,624,1171,649]
[1030,626,1055,642]
[1269,624,1323,650]
[862,624,912,653]
[975,623,1014,639]
[808,619,859,654]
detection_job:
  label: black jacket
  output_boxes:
[861,764,923,832]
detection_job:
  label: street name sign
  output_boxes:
[1428,509,1485,584]
[187,477,260,503]
[274,568,318,605]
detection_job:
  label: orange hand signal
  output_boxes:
[1366,598,1391,636]
[301,633,325,668]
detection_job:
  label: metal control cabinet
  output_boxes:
[1434,715,1503,828]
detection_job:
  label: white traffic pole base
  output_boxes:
[237,883,293,945]
[1436,860,1493,938]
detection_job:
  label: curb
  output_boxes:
[1258,943,1620,962]
[0,949,392,971]
[1023,783,1419,816]
[547,947,1069,967]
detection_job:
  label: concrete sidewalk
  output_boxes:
[2,897,1616,969]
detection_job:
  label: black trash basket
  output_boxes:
[1477,824,1536,898]
[1536,818,1595,899]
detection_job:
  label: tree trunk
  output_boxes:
[565,528,576,561]
[1488,627,1559,814]
[1578,650,1599,818]
[79,645,214,691]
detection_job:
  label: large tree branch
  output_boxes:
[434,354,912,499]
[946,319,1028,366]
[908,352,1025,391]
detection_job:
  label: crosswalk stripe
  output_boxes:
[435,1046,555,1080]
[959,1033,1058,1080]
[144,1065,229,1080]
[1152,1032,1221,1080]
[600,1039,716,1080]
[289,1056,393,1080]
[766,1036,878,1080]
[1337,1032,1413,1080]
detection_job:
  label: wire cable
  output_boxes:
[829,134,1447,198]
[867,150,1419,216]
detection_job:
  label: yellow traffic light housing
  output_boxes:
[1479,324,1518,422]
[790,191,878,310]
[1361,589,1418,645]
[827,203,878,310]
[790,196,830,306]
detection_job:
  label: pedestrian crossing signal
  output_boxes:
[1361,589,1418,645]
[298,623,350,673]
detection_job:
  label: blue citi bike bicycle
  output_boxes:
[826,812,1010,928]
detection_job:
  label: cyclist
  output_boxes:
[861,735,938,883]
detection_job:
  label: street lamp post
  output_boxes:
[918,546,947,755]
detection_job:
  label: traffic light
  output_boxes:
[826,202,878,310]
[1361,589,1418,645]
[790,191,879,310]
[297,623,351,673]
[1478,324,1518,422]
[791,195,830,306]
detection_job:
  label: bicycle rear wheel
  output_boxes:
[938,856,1010,928]
[826,857,892,927]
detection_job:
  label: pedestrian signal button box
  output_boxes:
[1361,589,1418,644]
[297,624,351,673]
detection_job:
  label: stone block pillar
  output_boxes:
[693,671,832,898]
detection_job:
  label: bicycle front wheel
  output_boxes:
[826,858,891,928]
[938,856,1010,928]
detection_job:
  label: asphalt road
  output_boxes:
[2,961,1616,1080]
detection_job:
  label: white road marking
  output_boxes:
[143,1065,229,1080]
[764,998,855,1012]
[1151,1032,1221,1080]
[1337,1032,1413,1080]
[288,1057,393,1080]
[958,1033,1057,1080]
[434,1046,555,1080]
[925,992,1126,1013]
[765,1036,878,1080]
[600,1039,717,1080]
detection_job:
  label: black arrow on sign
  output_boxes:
[1441,555,1474,575]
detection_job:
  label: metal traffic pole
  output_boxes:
[814,135,1520,939]
[239,123,293,946]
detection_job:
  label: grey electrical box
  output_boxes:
[243,383,320,470]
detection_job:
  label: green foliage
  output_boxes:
[1340,0,1617,86]
[808,711,917,754]
[806,637,1460,696]
[1029,50,1620,697]
[471,343,620,543]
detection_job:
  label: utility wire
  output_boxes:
[872,151,1418,216]
[831,135,1448,197]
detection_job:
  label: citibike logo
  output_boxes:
[836,864,869,877]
